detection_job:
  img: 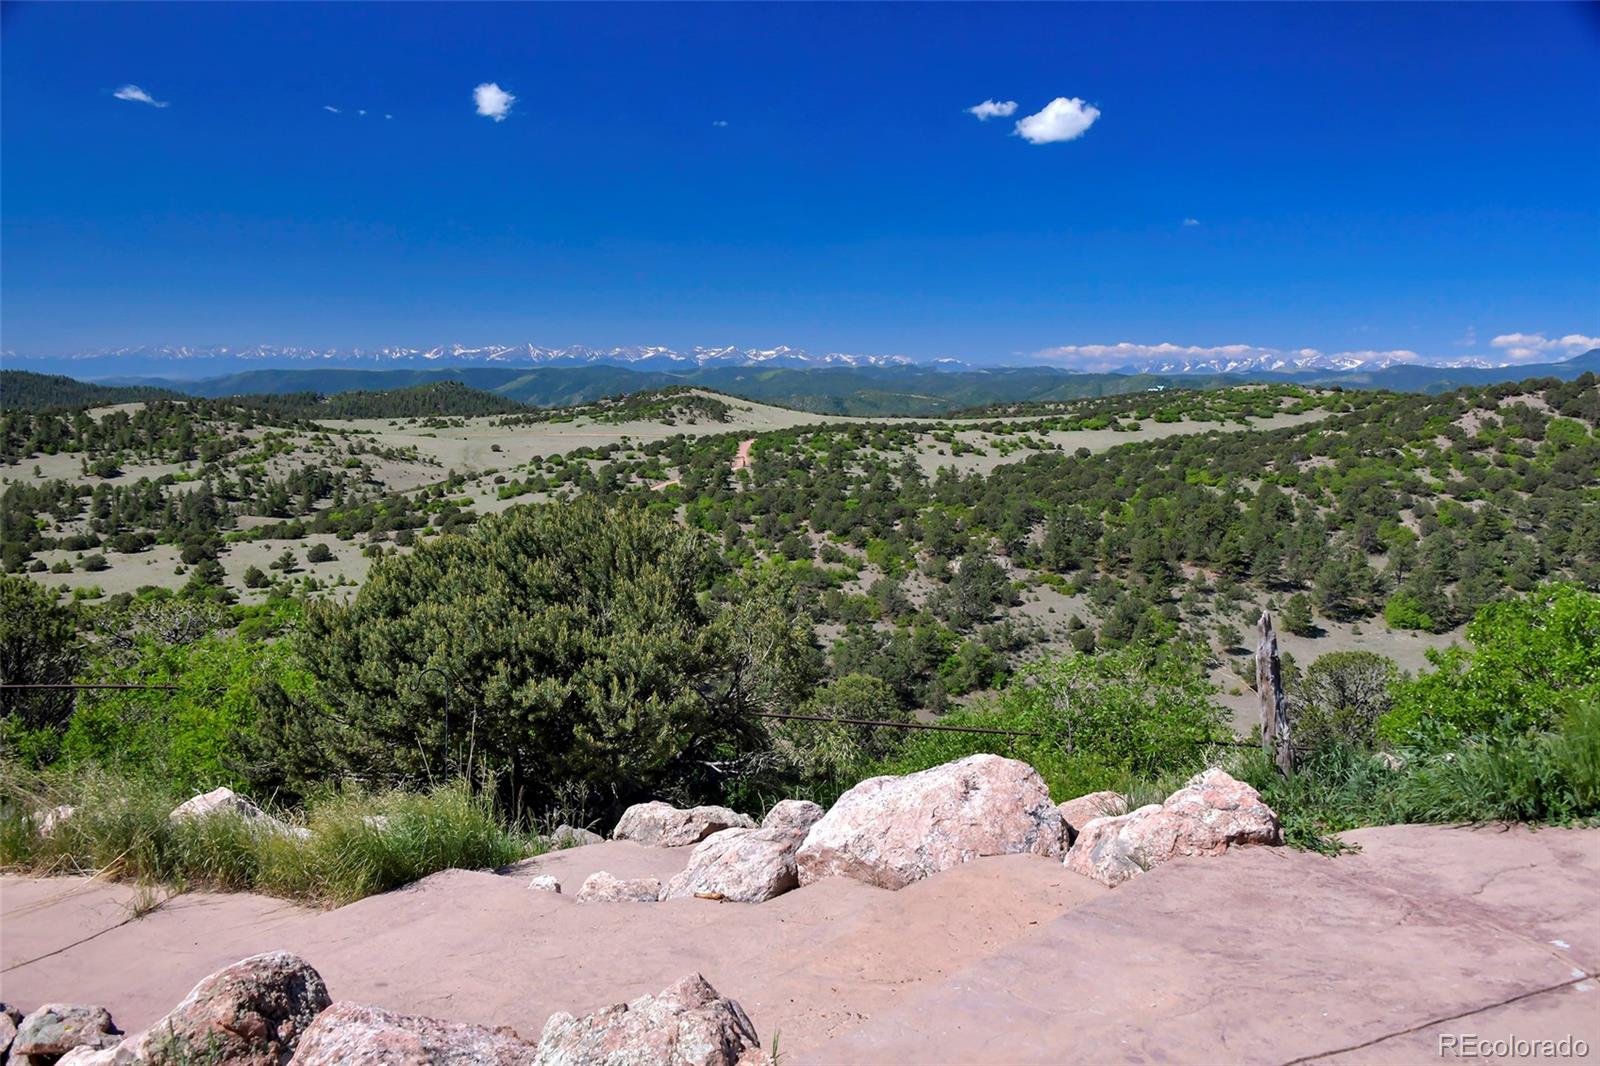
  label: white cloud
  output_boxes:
[1182,218,1201,227]
[1032,341,1421,372]
[712,120,729,127]
[474,82,515,122]
[358,109,367,117]
[323,105,341,114]
[966,99,1018,121]
[385,114,393,120]
[1014,96,1099,144]
[113,84,168,108]
[1490,332,1600,363]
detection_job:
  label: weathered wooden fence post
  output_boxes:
[1257,611,1294,775]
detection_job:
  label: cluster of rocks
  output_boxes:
[562,754,1279,901]
[1063,768,1282,887]
[795,757,1063,890]
[2,954,767,1066]
[10,758,1281,1063]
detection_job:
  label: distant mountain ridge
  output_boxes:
[44,347,1594,419]
[4,341,1568,379]
[1117,351,1500,375]
[5,343,920,376]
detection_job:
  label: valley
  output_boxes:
[4,371,1595,747]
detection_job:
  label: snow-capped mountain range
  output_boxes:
[23,343,918,372]
[1118,351,1500,375]
[3,343,1564,377]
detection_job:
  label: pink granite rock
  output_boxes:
[611,803,754,847]
[168,786,273,823]
[795,754,1064,890]
[0,1003,19,1060]
[11,1004,120,1060]
[1057,790,1128,846]
[758,800,824,835]
[660,827,805,903]
[290,1002,537,1065]
[577,871,663,903]
[107,950,330,1065]
[1065,768,1281,887]
[533,973,763,1066]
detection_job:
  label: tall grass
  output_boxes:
[1223,694,1600,852]
[0,767,540,907]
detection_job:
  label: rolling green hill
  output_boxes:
[0,370,182,412]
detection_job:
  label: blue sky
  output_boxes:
[2,1,1597,366]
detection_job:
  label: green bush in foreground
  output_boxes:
[0,768,534,907]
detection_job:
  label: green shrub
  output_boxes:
[1290,651,1399,753]
[1381,584,1600,742]
[1386,701,1600,825]
[257,785,528,905]
[0,575,84,746]
[1551,694,1600,812]
[1382,592,1434,632]
[1228,745,1395,852]
[1224,693,1600,852]
[770,673,907,787]
[59,632,312,794]
[872,644,1227,801]
[1281,593,1315,636]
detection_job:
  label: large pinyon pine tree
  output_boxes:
[245,499,812,811]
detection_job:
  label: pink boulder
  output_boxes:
[1065,768,1281,887]
[612,802,755,848]
[1057,790,1128,846]
[795,754,1064,891]
[1,1004,19,1060]
[577,871,663,903]
[533,973,764,1066]
[290,1002,537,1065]
[168,786,273,823]
[758,800,824,835]
[109,950,331,1065]
[11,1004,120,1060]
[660,827,806,903]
